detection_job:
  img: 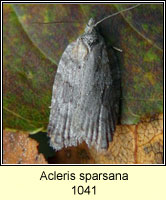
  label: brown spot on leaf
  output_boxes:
[3,130,47,164]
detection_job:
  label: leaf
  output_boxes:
[3,130,48,164]
[3,4,163,132]
[48,142,95,164]
[3,114,163,164]
[90,114,163,164]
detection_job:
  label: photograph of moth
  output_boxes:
[47,5,139,151]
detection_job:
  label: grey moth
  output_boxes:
[47,5,139,151]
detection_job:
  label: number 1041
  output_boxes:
[72,186,96,195]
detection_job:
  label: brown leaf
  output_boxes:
[48,142,95,164]
[90,113,163,164]
[3,130,47,164]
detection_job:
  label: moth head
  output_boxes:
[80,18,99,48]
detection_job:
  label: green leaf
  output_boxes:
[3,4,163,132]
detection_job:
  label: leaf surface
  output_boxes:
[3,4,163,131]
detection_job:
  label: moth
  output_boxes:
[47,4,140,151]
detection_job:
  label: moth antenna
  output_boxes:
[94,4,141,27]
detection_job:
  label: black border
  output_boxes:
[1,1,165,166]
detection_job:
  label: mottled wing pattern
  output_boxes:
[48,41,83,150]
[48,18,119,151]
[71,41,116,150]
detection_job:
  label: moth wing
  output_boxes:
[48,33,119,152]
[72,43,117,151]
[48,41,82,150]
